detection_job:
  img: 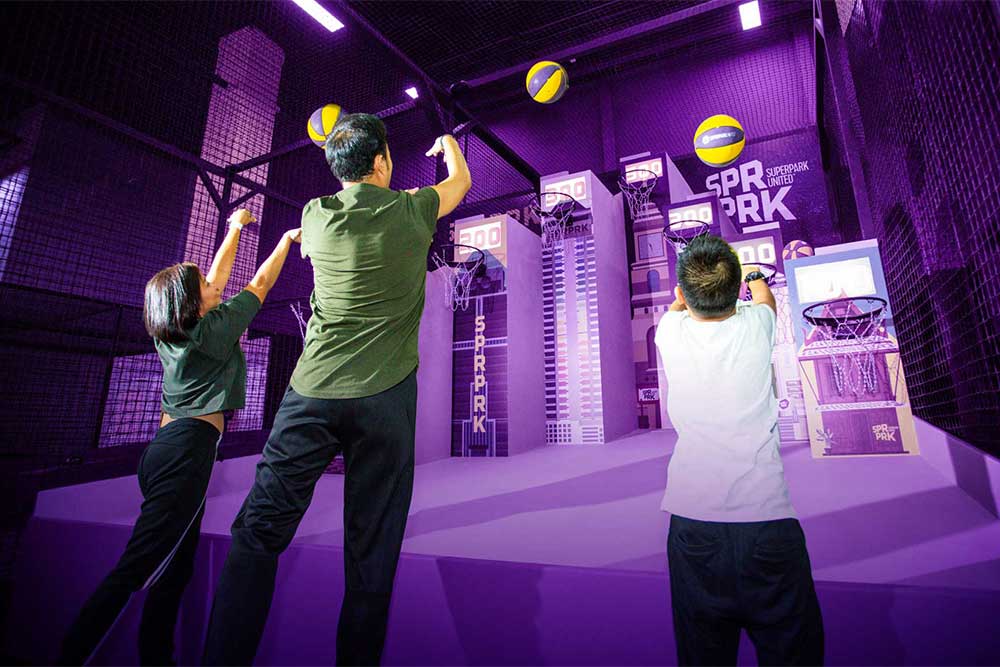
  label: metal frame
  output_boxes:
[332,0,540,190]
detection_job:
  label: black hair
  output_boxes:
[143,262,203,343]
[675,234,742,317]
[324,113,388,182]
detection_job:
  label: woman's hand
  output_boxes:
[228,209,257,228]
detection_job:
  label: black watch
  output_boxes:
[744,270,766,284]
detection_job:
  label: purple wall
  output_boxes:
[475,14,815,179]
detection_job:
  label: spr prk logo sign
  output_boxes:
[471,315,488,433]
[705,159,810,229]
[678,130,829,236]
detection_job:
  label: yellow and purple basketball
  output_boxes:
[782,239,815,259]
[526,61,568,104]
[307,103,343,148]
[693,114,746,167]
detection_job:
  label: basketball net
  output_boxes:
[530,194,575,249]
[619,170,658,220]
[432,250,483,312]
[664,221,709,256]
[809,298,887,396]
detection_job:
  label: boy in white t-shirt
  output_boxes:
[655,234,823,666]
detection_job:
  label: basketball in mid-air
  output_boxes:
[526,61,568,104]
[307,103,343,147]
[782,239,815,259]
[693,114,746,167]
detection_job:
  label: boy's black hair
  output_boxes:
[323,113,388,183]
[675,234,742,316]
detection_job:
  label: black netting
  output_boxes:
[0,0,533,484]
[839,0,1000,454]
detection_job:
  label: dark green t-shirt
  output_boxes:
[155,289,262,417]
[290,183,439,399]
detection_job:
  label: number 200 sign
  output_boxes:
[543,175,588,207]
[456,219,504,258]
[735,241,776,265]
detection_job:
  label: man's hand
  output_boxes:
[741,263,760,280]
[425,135,450,158]
[228,208,257,228]
[404,187,420,195]
[284,228,302,244]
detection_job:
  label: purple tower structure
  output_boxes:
[449,213,545,457]
[539,170,635,445]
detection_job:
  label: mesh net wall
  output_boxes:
[0,1,492,483]
[839,0,1000,454]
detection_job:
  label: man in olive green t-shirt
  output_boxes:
[203,114,471,667]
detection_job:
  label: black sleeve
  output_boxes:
[197,290,262,358]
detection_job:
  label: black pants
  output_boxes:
[667,514,824,666]
[202,371,417,666]
[58,419,220,665]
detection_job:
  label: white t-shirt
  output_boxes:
[655,302,796,522]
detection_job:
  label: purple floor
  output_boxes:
[6,418,1000,664]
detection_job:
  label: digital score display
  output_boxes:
[666,201,714,230]
[623,158,664,184]
[794,257,877,303]
[541,173,589,209]
[454,216,507,266]
[731,237,778,267]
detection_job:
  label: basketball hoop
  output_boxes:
[663,219,710,255]
[431,243,485,311]
[740,263,778,301]
[289,301,309,340]
[530,192,578,249]
[619,169,658,220]
[802,296,889,396]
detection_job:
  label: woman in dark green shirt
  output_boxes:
[58,209,301,666]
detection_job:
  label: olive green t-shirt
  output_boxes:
[155,290,261,417]
[290,183,439,399]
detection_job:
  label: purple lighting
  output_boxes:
[405,86,419,99]
[739,0,762,30]
[291,0,344,33]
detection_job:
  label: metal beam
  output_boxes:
[230,138,313,174]
[197,165,224,209]
[0,75,305,210]
[333,0,539,186]
[226,99,418,175]
[464,0,743,89]
[229,187,260,210]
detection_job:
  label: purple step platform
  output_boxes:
[5,421,1000,665]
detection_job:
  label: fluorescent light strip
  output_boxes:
[739,0,762,30]
[291,0,344,33]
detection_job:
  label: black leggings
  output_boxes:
[58,418,220,665]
